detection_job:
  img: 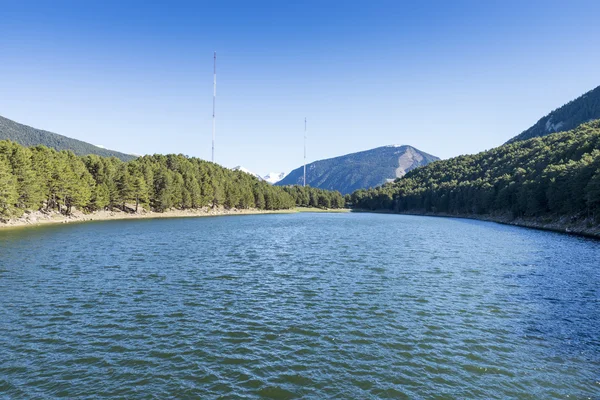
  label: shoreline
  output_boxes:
[5,206,594,240]
[0,207,294,231]
[0,206,350,231]
[351,209,600,240]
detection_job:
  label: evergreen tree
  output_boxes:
[350,120,600,222]
[152,165,174,211]
[253,186,265,209]
[64,152,93,214]
[0,140,314,219]
[91,183,110,211]
[0,142,44,210]
[115,163,133,211]
[212,181,224,208]
[585,169,600,219]
[0,157,18,218]
[131,173,149,212]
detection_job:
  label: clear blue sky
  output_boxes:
[1,0,599,175]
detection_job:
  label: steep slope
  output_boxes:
[351,120,600,229]
[507,85,600,144]
[0,115,136,161]
[276,145,439,195]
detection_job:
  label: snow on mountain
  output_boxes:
[232,166,263,180]
[263,172,286,184]
[232,167,286,184]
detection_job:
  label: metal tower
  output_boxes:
[212,51,216,163]
[303,117,307,187]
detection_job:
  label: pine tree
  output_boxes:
[115,163,133,211]
[0,158,18,219]
[585,169,600,219]
[212,181,224,208]
[183,173,201,208]
[0,143,45,211]
[131,173,149,212]
[171,172,185,209]
[253,186,265,209]
[152,165,173,211]
[64,152,93,214]
[91,183,110,211]
[30,145,55,208]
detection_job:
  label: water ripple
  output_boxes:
[0,213,599,399]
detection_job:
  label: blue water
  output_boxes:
[0,213,599,398]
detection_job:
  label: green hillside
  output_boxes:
[351,121,600,222]
[0,115,136,161]
[0,140,315,219]
[507,85,600,144]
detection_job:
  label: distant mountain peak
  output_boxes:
[276,145,439,194]
[232,167,286,184]
[232,166,263,180]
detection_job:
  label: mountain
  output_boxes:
[232,166,263,180]
[507,85,600,144]
[263,172,286,184]
[351,120,600,227]
[233,167,286,184]
[0,115,136,161]
[276,145,439,195]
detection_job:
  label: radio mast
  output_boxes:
[212,51,216,163]
[303,117,307,187]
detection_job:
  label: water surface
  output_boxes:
[0,213,599,398]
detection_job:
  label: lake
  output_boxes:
[0,213,599,398]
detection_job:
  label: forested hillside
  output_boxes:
[507,85,600,144]
[351,121,600,222]
[281,185,345,209]
[0,115,136,161]
[0,140,314,219]
[277,145,438,194]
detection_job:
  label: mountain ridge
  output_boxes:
[276,145,439,194]
[0,114,136,161]
[506,85,600,144]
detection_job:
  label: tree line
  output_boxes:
[281,185,345,209]
[1,140,339,219]
[350,120,600,221]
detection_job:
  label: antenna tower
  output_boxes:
[303,117,307,187]
[212,51,216,163]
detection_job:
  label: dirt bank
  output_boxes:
[0,207,294,230]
